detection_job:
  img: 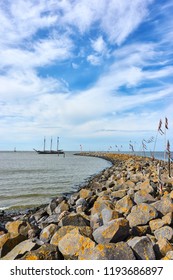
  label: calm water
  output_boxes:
[0,152,111,210]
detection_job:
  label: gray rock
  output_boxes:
[93,218,129,244]
[128,236,156,260]
[154,226,173,241]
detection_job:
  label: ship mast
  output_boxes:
[57,137,59,151]
[50,137,53,151]
[44,137,46,152]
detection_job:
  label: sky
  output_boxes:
[0,0,173,152]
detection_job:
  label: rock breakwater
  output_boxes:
[0,152,173,260]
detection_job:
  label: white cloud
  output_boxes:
[87,54,101,65]
[91,36,107,53]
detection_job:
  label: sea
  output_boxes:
[0,151,166,211]
[0,151,112,211]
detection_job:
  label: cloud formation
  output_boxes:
[0,0,173,151]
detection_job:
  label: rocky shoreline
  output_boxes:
[0,152,173,260]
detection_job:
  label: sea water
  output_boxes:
[0,151,111,210]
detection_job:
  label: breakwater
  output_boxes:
[0,152,173,260]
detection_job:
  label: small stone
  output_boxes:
[79,189,93,199]
[111,190,127,199]
[54,200,69,214]
[127,236,156,260]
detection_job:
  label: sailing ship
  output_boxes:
[34,137,65,155]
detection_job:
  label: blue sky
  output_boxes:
[0,0,173,152]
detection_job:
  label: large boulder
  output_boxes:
[79,242,136,260]
[155,238,173,258]
[1,239,38,260]
[22,244,62,260]
[40,224,59,243]
[128,236,156,260]
[114,195,134,215]
[127,203,158,228]
[93,218,129,244]
[152,196,173,216]
[154,226,173,241]
[134,190,156,204]
[50,226,92,246]
[0,233,26,258]
[58,213,90,227]
[58,228,95,259]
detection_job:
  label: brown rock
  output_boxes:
[162,212,173,225]
[93,218,129,244]
[162,251,173,260]
[79,189,93,199]
[155,238,173,258]
[5,220,25,237]
[58,228,95,259]
[0,233,26,257]
[149,219,165,232]
[127,203,158,228]
[22,244,62,260]
[128,236,156,260]
[131,225,150,236]
[115,195,134,215]
[79,242,136,260]
[111,190,127,199]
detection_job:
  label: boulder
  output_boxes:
[91,197,114,216]
[127,203,158,228]
[131,225,150,236]
[1,239,38,260]
[128,236,156,260]
[79,189,93,199]
[134,190,156,204]
[110,190,127,199]
[93,218,129,244]
[54,200,69,214]
[59,213,90,227]
[115,195,134,215]
[154,226,173,241]
[50,226,76,246]
[155,238,173,258]
[0,233,26,258]
[162,212,173,225]
[101,208,120,225]
[90,213,103,230]
[79,242,136,260]
[152,196,173,216]
[58,228,95,259]
[22,244,62,260]
[149,219,165,232]
[162,251,173,260]
[40,224,59,243]
[5,220,25,237]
